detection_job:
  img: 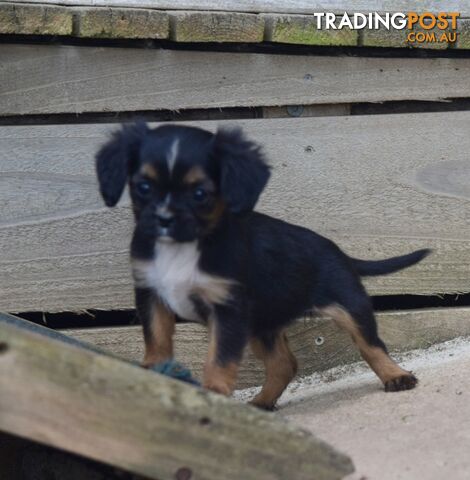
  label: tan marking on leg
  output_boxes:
[142,302,175,367]
[203,321,239,396]
[204,362,239,396]
[249,332,298,409]
[321,305,412,385]
[140,163,159,180]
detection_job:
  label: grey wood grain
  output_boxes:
[9,0,470,16]
[0,312,354,480]
[2,44,470,115]
[0,112,468,312]
[64,308,470,389]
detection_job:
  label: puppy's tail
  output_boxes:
[352,249,431,277]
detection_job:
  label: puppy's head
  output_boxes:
[96,123,270,243]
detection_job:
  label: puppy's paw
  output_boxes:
[248,398,277,411]
[384,373,418,392]
[203,382,232,396]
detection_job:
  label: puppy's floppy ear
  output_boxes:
[213,127,270,213]
[96,122,149,207]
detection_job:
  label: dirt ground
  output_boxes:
[238,338,470,480]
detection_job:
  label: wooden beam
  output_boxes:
[2,44,470,115]
[0,3,73,36]
[0,112,469,312]
[169,10,264,42]
[7,1,470,16]
[0,4,465,47]
[0,313,353,480]
[64,307,470,389]
[264,13,358,46]
[75,6,169,39]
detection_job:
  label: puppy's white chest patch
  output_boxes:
[132,241,231,321]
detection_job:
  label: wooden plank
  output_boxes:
[363,19,452,49]
[75,6,169,39]
[64,307,470,389]
[8,1,470,16]
[457,18,470,48]
[264,13,358,46]
[0,4,465,47]
[169,10,264,42]
[0,313,354,480]
[0,2,73,35]
[2,44,470,116]
[1,111,470,313]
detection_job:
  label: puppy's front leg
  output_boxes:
[135,287,175,367]
[203,305,248,396]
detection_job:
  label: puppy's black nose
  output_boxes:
[156,213,174,228]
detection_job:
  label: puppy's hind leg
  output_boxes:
[321,303,417,392]
[249,331,298,410]
[203,305,248,396]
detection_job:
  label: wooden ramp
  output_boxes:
[0,313,354,480]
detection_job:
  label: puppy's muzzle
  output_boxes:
[156,212,174,229]
[155,207,176,238]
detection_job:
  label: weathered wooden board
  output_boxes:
[2,44,470,116]
[65,308,470,389]
[0,2,73,36]
[0,313,354,480]
[75,6,169,39]
[9,0,470,16]
[170,10,264,42]
[1,111,469,312]
[0,4,467,47]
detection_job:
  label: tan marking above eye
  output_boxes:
[183,166,209,185]
[140,163,159,180]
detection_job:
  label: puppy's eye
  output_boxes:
[193,187,208,203]
[136,180,151,197]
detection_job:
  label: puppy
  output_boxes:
[96,123,430,410]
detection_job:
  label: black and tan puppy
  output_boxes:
[96,123,430,410]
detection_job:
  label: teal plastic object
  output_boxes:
[148,359,200,386]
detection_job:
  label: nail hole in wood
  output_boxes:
[175,467,192,480]
[199,416,211,426]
